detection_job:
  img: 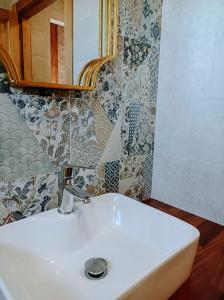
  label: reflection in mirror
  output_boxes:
[22,0,73,84]
[73,0,99,83]
[0,0,118,89]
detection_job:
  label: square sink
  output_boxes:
[0,193,199,300]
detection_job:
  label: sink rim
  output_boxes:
[0,193,200,300]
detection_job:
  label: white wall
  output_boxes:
[152,0,224,225]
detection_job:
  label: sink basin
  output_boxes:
[0,193,199,300]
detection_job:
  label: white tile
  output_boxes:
[99,115,121,163]
[211,30,224,99]
[211,0,224,32]
[152,152,224,225]
[158,32,215,100]
[161,0,214,42]
[154,99,224,165]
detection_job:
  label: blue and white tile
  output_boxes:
[143,154,154,199]
[73,166,96,194]
[0,94,54,181]
[96,55,123,124]
[121,102,156,159]
[0,172,58,224]
[105,160,120,193]
[8,93,70,167]
[70,98,100,167]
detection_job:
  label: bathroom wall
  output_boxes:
[0,0,163,225]
[152,0,224,225]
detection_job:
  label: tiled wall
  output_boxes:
[152,0,224,225]
[0,0,163,225]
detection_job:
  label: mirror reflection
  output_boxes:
[0,0,115,88]
[24,0,72,84]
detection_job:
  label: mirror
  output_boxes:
[0,0,118,90]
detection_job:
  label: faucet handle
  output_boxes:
[65,185,92,204]
[62,165,73,179]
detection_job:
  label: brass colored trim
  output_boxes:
[91,55,116,88]
[106,0,112,55]
[113,0,118,55]
[0,42,20,83]
[77,58,100,85]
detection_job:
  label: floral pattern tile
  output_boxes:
[73,166,96,195]
[140,0,163,44]
[121,102,156,159]
[0,172,58,224]
[120,155,146,179]
[96,55,123,125]
[123,0,163,44]
[9,93,70,168]
[123,44,160,103]
[124,0,144,39]
[123,36,151,69]
[123,170,145,201]
[0,0,163,223]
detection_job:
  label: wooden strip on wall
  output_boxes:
[22,18,32,80]
[50,23,58,83]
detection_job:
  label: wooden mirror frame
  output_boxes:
[0,0,118,91]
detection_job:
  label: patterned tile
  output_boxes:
[95,164,106,195]
[70,98,100,167]
[73,166,96,195]
[123,0,162,43]
[123,158,145,201]
[0,65,10,94]
[0,0,163,225]
[124,0,144,39]
[121,102,156,159]
[128,103,141,149]
[0,94,54,181]
[0,200,13,226]
[123,36,151,69]
[118,0,126,35]
[140,0,163,44]
[92,101,113,151]
[9,92,70,168]
[0,172,58,224]
[143,154,154,199]
[123,44,160,103]
[120,155,146,179]
[105,161,120,193]
[96,55,123,124]
[119,156,146,201]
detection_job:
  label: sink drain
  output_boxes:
[84,257,108,280]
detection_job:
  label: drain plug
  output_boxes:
[84,257,108,280]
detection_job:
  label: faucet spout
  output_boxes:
[58,165,91,214]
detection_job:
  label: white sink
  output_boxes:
[0,193,199,300]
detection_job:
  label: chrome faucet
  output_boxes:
[58,165,91,214]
